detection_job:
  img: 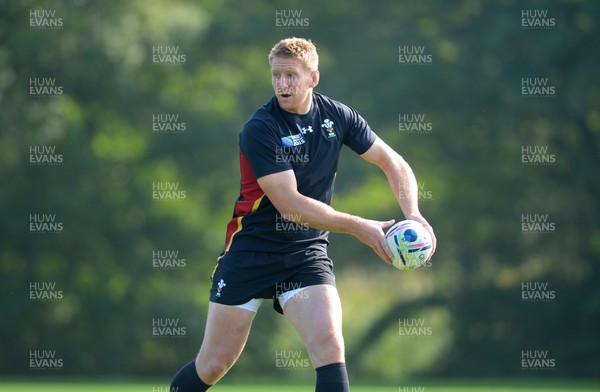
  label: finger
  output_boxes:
[426,227,436,260]
[380,236,394,261]
[428,227,436,254]
[371,238,390,264]
[374,232,394,263]
[375,244,392,265]
[380,219,396,229]
[417,220,435,254]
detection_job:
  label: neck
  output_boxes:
[285,91,313,115]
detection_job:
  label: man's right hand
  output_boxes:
[352,218,396,265]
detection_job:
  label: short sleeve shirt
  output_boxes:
[222,92,377,254]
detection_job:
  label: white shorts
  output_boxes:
[234,286,309,313]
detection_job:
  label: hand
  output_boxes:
[407,214,436,261]
[354,218,396,264]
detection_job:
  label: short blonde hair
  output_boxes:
[268,37,319,71]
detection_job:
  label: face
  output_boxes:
[271,56,319,115]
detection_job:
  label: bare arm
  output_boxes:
[257,171,395,264]
[360,137,437,257]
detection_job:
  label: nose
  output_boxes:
[278,77,289,89]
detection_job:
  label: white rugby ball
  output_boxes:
[385,220,433,270]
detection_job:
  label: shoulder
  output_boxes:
[242,97,280,136]
[240,97,283,148]
[314,92,347,111]
[314,92,361,121]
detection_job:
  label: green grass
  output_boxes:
[0,379,599,392]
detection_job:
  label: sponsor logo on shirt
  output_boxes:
[281,133,306,147]
[300,125,313,134]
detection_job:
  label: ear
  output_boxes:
[310,70,320,89]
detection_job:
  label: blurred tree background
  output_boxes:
[1,0,599,382]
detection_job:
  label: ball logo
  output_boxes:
[402,228,418,242]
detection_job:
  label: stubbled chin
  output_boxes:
[276,93,310,113]
[277,97,295,108]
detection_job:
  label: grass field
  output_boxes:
[1,379,599,392]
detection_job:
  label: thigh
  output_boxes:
[196,301,256,382]
[283,284,345,368]
[273,248,336,314]
[210,251,283,305]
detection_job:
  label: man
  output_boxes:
[170,37,436,392]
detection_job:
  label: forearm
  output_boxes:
[276,193,363,235]
[360,138,423,221]
[269,183,395,263]
[384,154,422,220]
[368,142,435,256]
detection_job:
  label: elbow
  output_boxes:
[382,151,407,177]
[274,204,293,219]
[271,195,302,221]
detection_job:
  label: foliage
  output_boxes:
[0,0,598,380]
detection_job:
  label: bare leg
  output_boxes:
[195,301,256,384]
[283,284,345,367]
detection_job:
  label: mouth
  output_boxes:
[279,93,292,98]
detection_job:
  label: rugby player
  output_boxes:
[171,37,436,392]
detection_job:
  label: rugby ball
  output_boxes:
[385,220,433,270]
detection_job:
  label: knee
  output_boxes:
[197,354,237,384]
[308,331,345,366]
